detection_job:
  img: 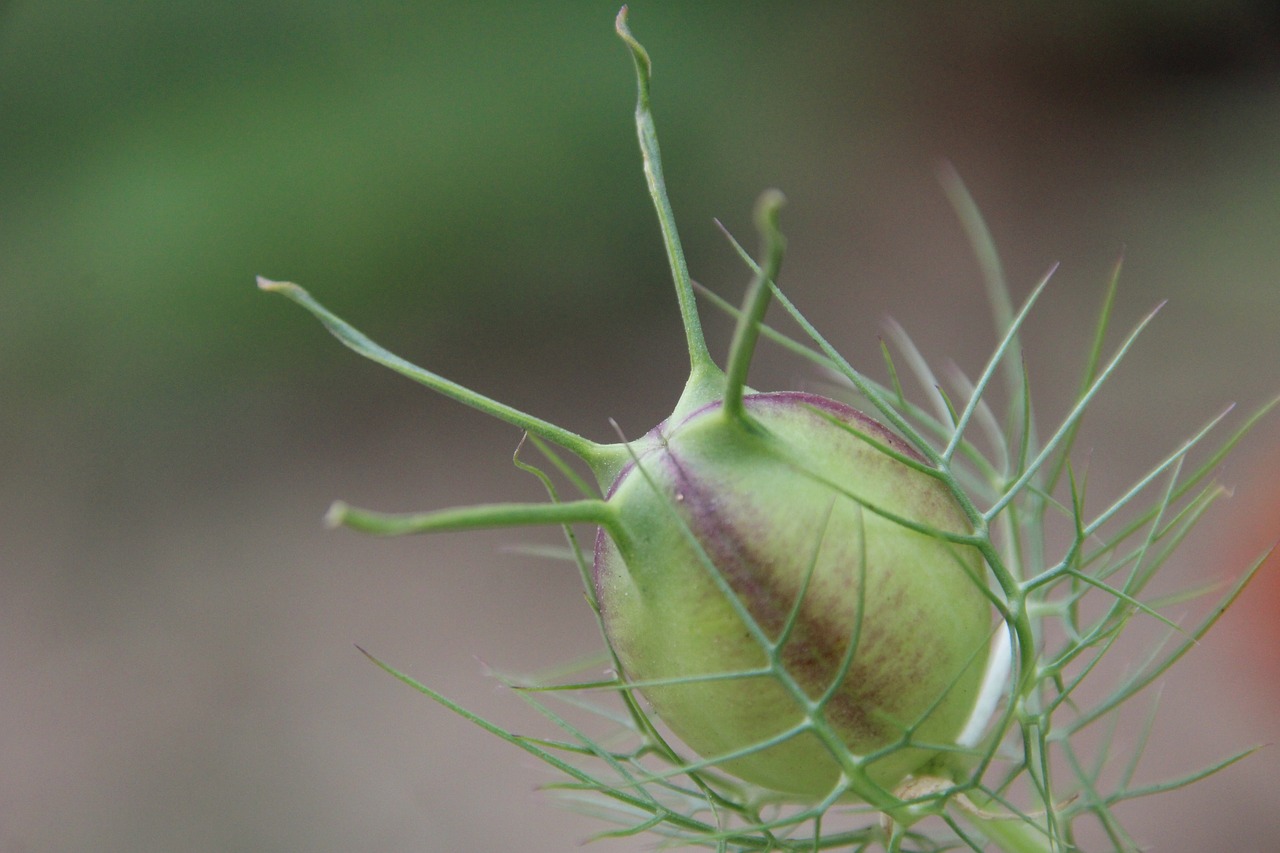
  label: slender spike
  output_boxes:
[1118,688,1163,792]
[937,164,1022,410]
[936,384,961,428]
[884,316,952,429]
[944,265,1056,464]
[1064,571,1186,635]
[705,238,1014,509]
[1110,748,1258,803]
[1077,394,1280,564]
[723,189,787,421]
[1083,404,1233,539]
[1074,546,1269,731]
[1014,358,1034,482]
[327,498,618,537]
[986,301,1166,522]
[880,339,906,407]
[354,647,720,838]
[615,9,718,383]
[1114,488,1228,600]
[944,363,1011,479]
[258,277,630,481]
[522,434,598,499]
[692,276,833,371]
[511,435,605,622]
[1046,253,1123,493]
[712,223,930,447]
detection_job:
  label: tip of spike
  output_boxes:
[325,501,350,529]
[256,275,291,293]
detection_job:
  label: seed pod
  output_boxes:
[262,9,1004,809]
[595,392,991,798]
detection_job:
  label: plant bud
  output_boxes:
[595,391,992,799]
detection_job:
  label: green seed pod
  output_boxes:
[595,392,992,799]
[262,8,1006,811]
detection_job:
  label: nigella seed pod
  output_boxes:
[594,392,991,798]
[262,9,1008,811]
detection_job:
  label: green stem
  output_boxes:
[258,277,631,485]
[722,189,786,422]
[616,9,718,385]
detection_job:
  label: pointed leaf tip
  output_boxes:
[354,644,383,667]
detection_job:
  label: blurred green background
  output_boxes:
[3,2,1278,850]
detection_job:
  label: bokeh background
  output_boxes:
[3,2,1279,850]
